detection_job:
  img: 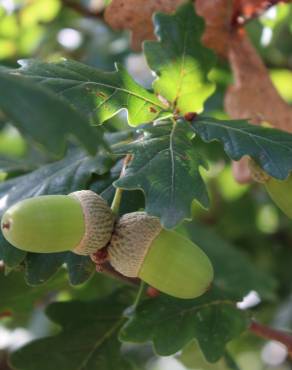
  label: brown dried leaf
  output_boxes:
[195,0,234,57]
[197,0,292,182]
[104,0,186,50]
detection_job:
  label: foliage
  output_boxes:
[0,1,292,370]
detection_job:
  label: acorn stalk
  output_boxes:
[1,190,115,255]
[108,212,214,299]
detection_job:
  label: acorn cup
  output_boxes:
[1,190,115,255]
[108,212,214,299]
[249,159,292,219]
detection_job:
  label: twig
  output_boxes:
[61,0,105,19]
[249,320,292,357]
[97,261,139,286]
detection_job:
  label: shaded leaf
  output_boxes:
[10,290,135,370]
[17,59,165,126]
[144,3,215,114]
[0,270,67,317]
[114,120,209,228]
[120,287,247,363]
[191,116,292,180]
[0,71,101,156]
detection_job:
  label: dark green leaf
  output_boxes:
[10,290,135,370]
[144,3,215,114]
[0,270,67,317]
[0,72,102,156]
[191,116,292,180]
[120,287,247,363]
[114,120,209,228]
[17,59,166,126]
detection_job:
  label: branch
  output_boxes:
[249,320,292,357]
[61,0,105,19]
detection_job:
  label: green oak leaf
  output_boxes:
[114,120,209,228]
[120,287,247,363]
[16,59,167,126]
[10,290,135,370]
[0,71,102,156]
[191,116,292,180]
[144,3,215,114]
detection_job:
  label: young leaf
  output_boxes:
[191,116,292,180]
[10,290,135,370]
[0,72,101,156]
[17,59,166,126]
[144,2,215,114]
[114,120,209,228]
[120,287,247,363]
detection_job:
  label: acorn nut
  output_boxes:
[264,174,292,219]
[249,159,292,219]
[1,190,115,255]
[108,212,214,299]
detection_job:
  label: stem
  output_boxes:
[111,188,123,216]
[249,320,292,357]
[133,281,145,310]
[110,154,132,216]
[97,262,139,286]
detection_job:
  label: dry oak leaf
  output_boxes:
[104,0,186,50]
[195,0,234,57]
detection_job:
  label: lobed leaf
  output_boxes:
[16,59,166,127]
[10,290,135,370]
[144,3,216,114]
[191,116,292,180]
[114,120,209,228]
[120,287,247,363]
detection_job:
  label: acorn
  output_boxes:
[1,190,115,255]
[264,175,292,219]
[249,159,292,219]
[108,212,214,299]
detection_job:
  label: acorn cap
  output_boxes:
[108,212,162,277]
[108,212,214,299]
[69,190,115,255]
[1,190,115,255]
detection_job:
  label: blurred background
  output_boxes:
[0,1,292,369]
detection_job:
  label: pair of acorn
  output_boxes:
[1,190,214,299]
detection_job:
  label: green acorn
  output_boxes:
[264,175,292,219]
[108,212,214,299]
[1,190,115,255]
[249,159,292,219]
